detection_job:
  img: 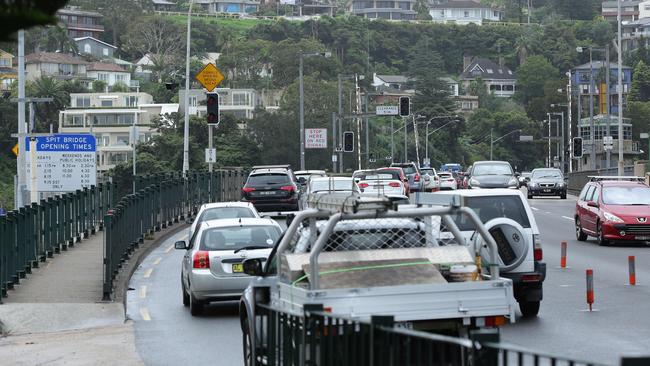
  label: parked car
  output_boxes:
[467,161,518,189]
[390,162,422,192]
[419,167,440,192]
[175,217,283,315]
[575,177,650,246]
[357,171,408,198]
[377,167,410,193]
[188,202,260,238]
[519,172,532,187]
[241,169,300,212]
[527,168,566,199]
[422,189,546,317]
[294,170,327,187]
[438,172,457,190]
[301,177,358,208]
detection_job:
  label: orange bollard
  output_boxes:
[629,256,636,286]
[586,269,594,312]
[560,241,567,269]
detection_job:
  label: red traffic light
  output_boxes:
[207,113,218,124]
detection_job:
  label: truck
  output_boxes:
[238,193,518,365]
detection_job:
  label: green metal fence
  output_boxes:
[102,170,247,300]
[0,182,117,303]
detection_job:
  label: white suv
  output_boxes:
[414,189,546,317]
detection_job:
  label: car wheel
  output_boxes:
[189,291,203,316]
[527,192,533,199]
[597,222,610,246]
[561,192,567,199]
[182,278,189,307]
[519,300,540,317]
[242,318,253,366]
[575,217,587,241]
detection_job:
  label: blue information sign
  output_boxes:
[25,134,96,152]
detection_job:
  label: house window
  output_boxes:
[67,115,83,126]
[75,97,90,107]
[464,10,469,17]
[101,100,113,107]
[377,1,393,8]
[189,96,197,107]
[232,92,250,106]
[489,85,502,91]
[101,135,110,146]
[398,2,410,10]
[503,85,514,91]
[98,73,108,81]
[116,135,130,145]
[59,64,73,75]
[0,58,10,67]
[486,69,493,74]
[494,10,499,17]
[102,48,109,56]
[115,74,126,83]
[84,44,91,53]
[125,96,138,107]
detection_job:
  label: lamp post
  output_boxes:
[550,111,565,171]
[576,45,607,170]
[425,116,459,161]
[491,129,522,160]
[182,0,194,176]
[299,51,331,171]
[617,0,625,176]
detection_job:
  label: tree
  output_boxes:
[92,80,107,93]
[0,0,68,41]
[629,61,650,102]
[110,82,129,92]
[515,56,559,105]
[407,41,455,118]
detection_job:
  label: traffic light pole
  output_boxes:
[208,125,213,172]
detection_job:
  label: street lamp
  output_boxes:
[490,129,522,160]
[182,0,194,176]
[299,51,331,171]
[424,116,459,162]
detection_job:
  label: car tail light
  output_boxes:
[242,187,255,193]
[280,185,295,192]
[358,182,369,189]
[484,316,506,327]
[414,173,420,182]
[388,182,400,188]
[193,251,210,269]
[533,234,543,261]
[522,274,542,282]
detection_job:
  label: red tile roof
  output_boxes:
[87,62,127,72]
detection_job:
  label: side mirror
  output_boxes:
[174,240,188,250]
[186,218,194,225]
[587,201,599,208]
[242,258,264,276]
[298,177,307,185]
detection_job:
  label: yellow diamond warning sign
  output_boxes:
[11,144,18,156]
[195,63,224,92]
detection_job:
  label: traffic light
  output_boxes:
[206,92,219,125]
[343,131,354,152]
[573,137,583,158]
[399,96,410,117]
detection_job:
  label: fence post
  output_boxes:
[102,213,113,301]
[369,315,394,366]
[470,328,500,366]
[0,216,6,299]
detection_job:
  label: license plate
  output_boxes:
[259,191,275,195]
[543,189,551,192]
[232,263,244,273]
[395,322,413,329]
[635,235,650,240]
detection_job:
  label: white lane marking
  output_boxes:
[143,268,153,278]
[545,211,552,214]
[139,285,147,299]
[140,307,151,321]
[164,245,173,253]
[153,257,162,265]
[562,216,573,221]
[531,207,539,211]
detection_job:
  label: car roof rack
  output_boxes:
[588,176,645,182]
[306,192,394,214]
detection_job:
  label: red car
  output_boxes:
[377,167,410,193]
[575,178,650,245]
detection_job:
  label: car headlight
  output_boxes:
[603,212,624,223]
[508,178,518,186]
[469,178,480,187]
[558,182,566,187]
[529,182,537,188]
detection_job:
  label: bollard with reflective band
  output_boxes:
[629,256,636,286]
[560,241,567,268]
[586,269,594,311]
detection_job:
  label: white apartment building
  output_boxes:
[58,92,176,172]
[178,88,260,121]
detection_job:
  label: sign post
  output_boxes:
[195,63,225,172]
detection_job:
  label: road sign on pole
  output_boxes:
[305,128,327,149]
[24,134,97,192]
[376,106,399,116]
[205,148,216,163]
[11,144,18,156]
[195,63,225,92]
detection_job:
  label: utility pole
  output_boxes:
[364,93,369,167]
[403,117,407,163]
[413,115,420,166]
[355,74,362,170]
[617,0,625,176]
[605,46,611,169]
[299,53,305,170]
[490,128,493,160]
[337,75,343,172]
[182,0,194,176]
[16,29,26,209]
[390,116,394,164]
[567,72,573,173]
[331,112,336,172]
[547,113,552,167]
[589,48,596,170]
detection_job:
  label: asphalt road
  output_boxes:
[127,196,650,365]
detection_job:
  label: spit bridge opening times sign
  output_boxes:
[25,134,97,192]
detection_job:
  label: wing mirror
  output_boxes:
[242,258,264,276]
[587,201,599,208]
[174,240,188,250]
[185,218,194,225]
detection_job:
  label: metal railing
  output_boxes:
[102,170,247,300]
[567,165,635,195]
[252,303,632,366]
[0,183,117,302]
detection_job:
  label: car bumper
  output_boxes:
[409,182,423,192]
[189,269,253,301]
[602,223,650,242]
[501,262,546,302]
[242,198,299,212]
[529,187,566,196]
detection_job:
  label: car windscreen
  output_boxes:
[247,173,290,186]
[311,180,355,192]
[401,166,417,175]
[602,186,650,205]
[376,170,401,180]
[198,207,256,222]
[421,169,435,176]
[200,225,281,251]
[472,164,513,176]
[532,170,563,179]
[450,196,531,230]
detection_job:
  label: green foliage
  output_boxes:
[110,82,129,92]
[92,80,107,93]
[0,0,68,41]
[629,61,650,102]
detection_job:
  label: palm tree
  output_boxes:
[26,76,69,131]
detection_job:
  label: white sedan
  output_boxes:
[176,217,282,315]
[357,172,408,199]
[189,202,260,238]
[438,172,457,190]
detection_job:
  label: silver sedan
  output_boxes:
[175,217,282,316]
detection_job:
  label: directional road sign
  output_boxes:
[25,134,97,192]
[195,63,225,92]
[376,105,399,116]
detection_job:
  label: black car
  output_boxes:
[467,161,519,189]
[527,168,566,199]
[241,169,300,212]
